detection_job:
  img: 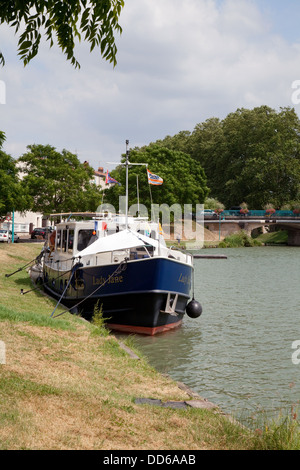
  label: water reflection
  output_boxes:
[118,325,203,374]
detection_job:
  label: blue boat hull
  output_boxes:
[43,257,193,335]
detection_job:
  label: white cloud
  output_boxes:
[0,0,300,168]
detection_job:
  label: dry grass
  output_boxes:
[0,243,253,450]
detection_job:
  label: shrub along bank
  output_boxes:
[205,229,288,248]
[219,231,263,248]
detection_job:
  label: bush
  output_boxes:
[204,197,225,211]
[91,301,110,337]
[220,231,262,248]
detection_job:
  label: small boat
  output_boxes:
[39,143,202,335]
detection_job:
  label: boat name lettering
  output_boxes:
[93,275,124,286]
[178,273,191,285]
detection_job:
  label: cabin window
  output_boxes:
[129,245,153,260]
[56,230,62,251]
[62,230,68,252]
[77,229,98,251]
[68,229,74,253]
[56,229,74,253]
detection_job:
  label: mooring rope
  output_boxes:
[5,257,40,278]
[49,263,83,317]
[21,265,75,296]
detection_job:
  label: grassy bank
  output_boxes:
[256,230,288,245]
[0,243,298,450]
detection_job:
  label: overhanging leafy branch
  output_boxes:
[0,0,124,67]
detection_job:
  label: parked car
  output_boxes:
[30,227,52,239]
[0,230,19,242]
[197,209,218,218]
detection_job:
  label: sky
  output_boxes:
[1,0,300,171]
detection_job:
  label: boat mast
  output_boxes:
[112,140,147,229]
[125,139,129,230]
[136,174,140,217]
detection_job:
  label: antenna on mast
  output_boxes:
[125,140,129,230]
[108,141,148,229]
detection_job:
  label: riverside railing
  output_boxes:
[219,210,300,218]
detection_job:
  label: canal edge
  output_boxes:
[115,337,226,414]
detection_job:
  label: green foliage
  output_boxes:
[104,144,209,213]
[155,131,192,154]
[215,106,300,208]
[256,230,288,245]
[18,144,103,215]
[0,304,76,331]
[0,371,62,397]
[156,106,300,209]
[219,231,262,248]
[251,409,300,450]
[204,197,224,211]
[0,0,124,68]
[0,131,5,147]
[0,146,32,216]
[91,301,110,337]
[290,201,300,212]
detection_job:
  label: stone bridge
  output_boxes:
[204,217,300,246]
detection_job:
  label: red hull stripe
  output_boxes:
[107,320,182,336]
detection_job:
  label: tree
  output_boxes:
[0,131,5,147]
[19,144,103,215]
[0,136,31,215]
[151,106,300,209]
[188,117,226,200]
[104,144,209,214]
[154,131,192,154]
[218,106,300,208]
[174,106,300,209]
[0,0,124,68]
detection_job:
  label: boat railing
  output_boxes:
[76,246,153,267]
[53,243,192,268]
[46,256,74,272]
[167,246,193,265]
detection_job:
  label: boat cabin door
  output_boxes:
[55,226,75,255]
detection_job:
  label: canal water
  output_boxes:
[132,246,300,424]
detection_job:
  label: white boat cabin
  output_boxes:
[46,215,192,270]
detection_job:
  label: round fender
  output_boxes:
[186,299,202,319]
